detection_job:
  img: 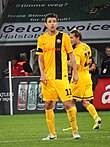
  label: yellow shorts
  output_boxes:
[41,79,73,102]
[70,83,93,101]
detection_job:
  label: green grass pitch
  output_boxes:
[0,111,110,147]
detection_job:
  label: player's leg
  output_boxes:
[42,100,57,140]
[63,100,80,139]
[41,81,58,140]
[82,84,102,129]
[55,80,80,139]
[62,99,77,131]
[82,100,102,129]
[62,82,82,132]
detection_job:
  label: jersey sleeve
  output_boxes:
[36,36,43,55]
[64,33,73,53]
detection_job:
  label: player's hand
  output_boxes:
[40,73,47,85]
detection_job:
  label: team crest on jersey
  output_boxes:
[57,39,61,44]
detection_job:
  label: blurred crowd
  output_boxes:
[2,53,34,77]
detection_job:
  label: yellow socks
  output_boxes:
[66,106,77,134]
[45,109,56,135]
[86,104,99,121]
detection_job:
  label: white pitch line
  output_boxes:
[0,138,73,144]
[0,136,110,144]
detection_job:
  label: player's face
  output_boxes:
[105,48,110,57]
[45,17,58,33]
[70,33,78,45]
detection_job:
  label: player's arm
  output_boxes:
[89,58,95,72]
[38,54,47,85]
[68,52,78,83]
[67,60,80,69]
[67,60,72,67]
[36,37,47,84]
[64,34,78,83]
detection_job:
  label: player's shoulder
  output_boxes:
[78,43,91,51]
[60,32,70,41]
[56,31,67,36]
[82,43,90,49]
[38,32,47,40]
[62,32,69,37]
[73,45,81,54]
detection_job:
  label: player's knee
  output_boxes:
[63,100,72,110]
[45,101,53,110]
[82,100,90,108]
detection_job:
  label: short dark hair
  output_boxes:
[105,46,110,50]
[70,29,82,41]
[45,13,58,22]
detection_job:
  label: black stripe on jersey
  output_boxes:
[55,32,63,79]
[36,48,43,53]
[73,96,93,99]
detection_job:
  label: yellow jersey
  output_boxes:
[36,31,73,80]
[73,43,92,85]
